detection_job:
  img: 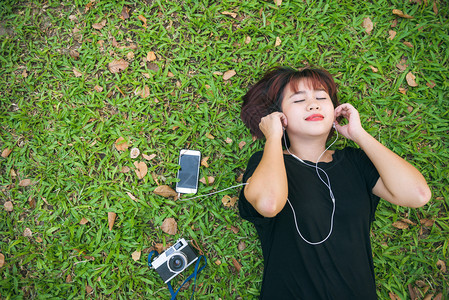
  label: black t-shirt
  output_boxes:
[239,147,380,299]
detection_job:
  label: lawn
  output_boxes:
[0,0,448,299]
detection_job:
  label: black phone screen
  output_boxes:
[178,154,200,189]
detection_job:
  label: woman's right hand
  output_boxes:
[259,112,288,140]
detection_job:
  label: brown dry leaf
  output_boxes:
[36,237,43,243]
[80,217,89,225]
[398,88,407,95]
[22,69,28,78]
[121,166,130,173]
[108,59,129,73]
[369,65,378,73]
[199,176,215,186]
[388,30,397,40]
[245,36,251,44]
[23,228,32,237]
[92,19,106,30]
[69,49,79,60]
[426,81,436,89]
[4,201,13,212]
[132,250,141,262]
[0,253,4,268]
[134,161,148,179]
[66,274,72,283]
[392,9,413,19]
[396,62,408,72]
[206,132,215,139]
[434,293,443,300]
[201,156,209,168]
[402,218,416,225]
[275,36,282,47]
[215,259,221,265]
[86,285,93,294]
[362,17,374,34]
[433,1,438,15]
[85,1,95,12]
[222,11,237,18]
[130,148,140,159]
[138,15,147,28]
[222,195,238,207]
[108,212,116,231]
[229,225,239,234]
[231,258,242,272]
[420,218,435,227]
[1,148,12,158]
[147,51,156,61]
[161,218,177,235]
[223,70,236,81]
[142,153,156,161]
[127,51,135,60]
[389,291,401,300]
[10,168,17,178]
[274,0,282,6]
[392,220,409,229]
[121,6,130,20]
[403,41,414,48]
[19,179,32,187]
[406,72,418,87]
[115,137,129,151]
[126,192,138,202]
[391,19,398,28]
[238,241,246,251]
[238,141,246,150]
[225,137,233,144]
[154,185,177,198]
[141,85,150,98]
[73,68,83,77]
[436,259,446,273]
[94,85,103,92]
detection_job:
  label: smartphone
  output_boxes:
[175,149,201,194]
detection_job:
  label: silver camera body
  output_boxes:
[151,238,198,283]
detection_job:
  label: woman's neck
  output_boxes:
[285,137,333,163]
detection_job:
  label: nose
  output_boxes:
[307,101,320,111]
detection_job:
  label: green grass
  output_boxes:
[0,0,448,299]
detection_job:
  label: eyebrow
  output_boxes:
[289,88,326,99]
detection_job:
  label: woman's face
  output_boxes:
[280,78,335,139]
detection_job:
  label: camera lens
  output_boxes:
[169,254,186,272]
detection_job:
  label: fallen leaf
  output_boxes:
[426,81,436,88]
[134,161,148,179]
[391,19,398,28]
[161,218,177,235]
[402,218,416,225]
[223,70,236,80]
[115,137,129,151]
[225,137,233,144]
[274,0,282,6]
[138,15,147,28]
[69,49,79,60]
[199,176,215,186]
[108,212,116,231]
[1,148,12,158]
[388,30,397,40]
[238,141,246,150]
[229,225,239,234]
[362,17,374,34]
[36,237,42,243]
[222,11,237,18]
[420,218,434,227]
[130,148,140,159]
[436,259,446,273]
[398,87,407,94]
[126,51,134,60]
[85,1,95,12]
[22,69,28,77]
[392,220,409,229]
[236,173,243,182]
[406,72,418,87]
[231,258,241,272]
[141,85,150,98]
[215,259,221,265]
[4,201,13,212]
[147,51,156,61]
[94,85,103,92]
[66,274,72,283]
[213,71,223,76]
[403,41,414,48]
[10,169,17,178]
[86,284,93,293]
[389,291,401,300]
[433,1,438,15]
[73,68,83,77]
[201,156,209,168]
[206,133,215,139]
[23,228,32,237]
[238,241,246,251]
[121,166,130,173]
[80,217,89,225]
[245,36,251,44]
[154,185,177,198]
[108,59,129,73]
[392,9,413,19]
[121,6,130,19]
[92,19,106,30]
[142,153,156,161]
[275,36,282,46]
[132,251,141,262]
[126,192,138,202]
[369,65,378,73]
[222,195,238,207]
[19,179,32,187]
[396,62,408,72]
[0,253,4,267]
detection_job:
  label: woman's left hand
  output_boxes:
[334,103,365,142]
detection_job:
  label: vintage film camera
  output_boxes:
[151,238,199,283]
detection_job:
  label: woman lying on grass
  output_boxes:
[239,66,431,299]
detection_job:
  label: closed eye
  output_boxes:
[294,100,305,103]
[316,98,327,100]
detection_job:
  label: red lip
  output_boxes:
[306,114,324,121]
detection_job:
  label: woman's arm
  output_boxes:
[244,112,289,217]
[334,104,431,208]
